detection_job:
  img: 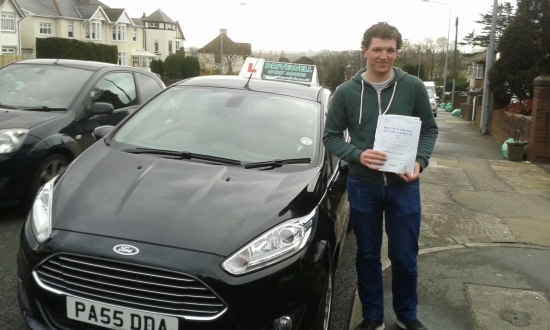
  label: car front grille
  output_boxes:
[34,254,227,320]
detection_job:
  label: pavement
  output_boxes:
[346,109,550,330]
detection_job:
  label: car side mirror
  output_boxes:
[92,125,115,140]
[90,102,114,115]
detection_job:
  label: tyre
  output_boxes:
[313,268,334,330]
[434,110,438,117]
[24,154,68,209]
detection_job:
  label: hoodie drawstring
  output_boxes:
[359,80,398,124]
[383,81,398,115]
[359,81,365,125]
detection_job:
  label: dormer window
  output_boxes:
[112,24,127,41]
[85,21,101,40]
[149,22,158,28]
[1,13,15,31]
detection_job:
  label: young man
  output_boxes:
[323,22,438,330]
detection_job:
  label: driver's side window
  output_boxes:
[90,72,137,111]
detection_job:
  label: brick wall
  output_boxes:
[485,75,550,163]
[528,76,550,162]
[488,111,532,144]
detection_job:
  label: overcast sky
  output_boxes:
[109,0,516,53]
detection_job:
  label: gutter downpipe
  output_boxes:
[480,0,498,134]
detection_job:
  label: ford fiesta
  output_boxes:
[17,58,350,330]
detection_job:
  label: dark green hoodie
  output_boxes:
[323,67,438,186]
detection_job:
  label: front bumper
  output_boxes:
[18,220,330,330]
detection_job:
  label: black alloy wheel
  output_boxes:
[24,154,68,209]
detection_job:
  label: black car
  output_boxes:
[17,60,350,330]
[0,59,165,208]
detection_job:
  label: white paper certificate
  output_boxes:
[373,115,421,174]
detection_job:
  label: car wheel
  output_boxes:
[24,154,68,208]
[434,110,437,117]
[313,268,334,330]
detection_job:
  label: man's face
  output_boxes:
[363,38,397,76]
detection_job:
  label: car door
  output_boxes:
[76,71,139,150]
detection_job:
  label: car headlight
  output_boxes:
[31,176,56,243]
[222,208,316,275]
[0,128,30,154]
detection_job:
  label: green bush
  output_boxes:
[183,56,200,78]
[150,58,164,77]
[36,37,117,63]
[163,54,185,79]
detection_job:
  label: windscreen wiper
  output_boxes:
[122,148,242,165]
[22,106,67,112]
[244,158,311,169]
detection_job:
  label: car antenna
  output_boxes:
[244,52,262,90]
[54,41,79,65]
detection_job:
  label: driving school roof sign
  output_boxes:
[239,57,319,85]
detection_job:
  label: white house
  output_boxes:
[198,29,251,75]
[0,0,25,55]
[138,9,185,61]
[16,0,159,70]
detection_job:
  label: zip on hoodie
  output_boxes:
[359,80,399,186]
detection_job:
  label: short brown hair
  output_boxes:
[361,22,403,51]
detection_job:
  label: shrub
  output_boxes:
[36,37,117,64]
[183,56,200,78]
[150,58,164,77]
[163,54,185,79]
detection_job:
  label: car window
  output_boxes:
[114,86,320,164]
[91,72,137,110]
[0,63,93,109]
[136,73,163,103]
[427,90,434,98]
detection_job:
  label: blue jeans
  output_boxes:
[347,173,421,322]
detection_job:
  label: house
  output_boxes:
[198,29,251,75]
[0,0,25,56]
[464,50,487,91]
[16,0,158,70]
[138,8,185,61]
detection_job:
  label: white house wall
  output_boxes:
[145,28,177,61]
[0,0,22,53]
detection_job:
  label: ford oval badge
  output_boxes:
[113,244,139,256]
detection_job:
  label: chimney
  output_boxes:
[220,29,227,35]
[142,12,146,19]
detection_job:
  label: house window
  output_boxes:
[39,23,52,35]
[133,57,139,67]
[149,22,158,28]
[2,47,16,55]
[154,40,159,53]
[1,13,15,31]
[132,31,137,42]
[168,40,172,54]
[166,23,172,30]
[175,41,180,50]
[68,22,73,38]
[85,22,101,40]
[118,52,127,66]
[112,24,126,41]
[470,64,484,79]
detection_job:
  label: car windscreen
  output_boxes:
[0,64,93,109]
[112,86,320,164]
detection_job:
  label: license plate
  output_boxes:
[66,296,178,330]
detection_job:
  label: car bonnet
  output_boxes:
[51,143,320,257]
[0,108,63,129]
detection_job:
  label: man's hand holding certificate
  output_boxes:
[372,115,421,175]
